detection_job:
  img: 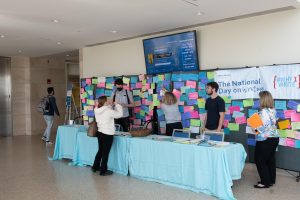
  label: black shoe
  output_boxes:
[100,170,113,176]
[91,167,99,173]
[254,184,269,189]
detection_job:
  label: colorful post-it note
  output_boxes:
[207,71,215,79]
[247,113,263,129]
[291,122,300,130]
[278,120,291,130]
[243,99,254,107]
[228,123,239,131]
[275,100,287,110]
[190,119,201,127]
[291,113,300,122]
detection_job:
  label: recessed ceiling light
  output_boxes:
[66,54,70,57]
[111,30,117,34]
[196,12,203,16]
[0,35,5,38]
[18,50,22,53]
[57,42,62,45]
[52,19,60,23]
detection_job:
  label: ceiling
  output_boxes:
[0,0,299,57]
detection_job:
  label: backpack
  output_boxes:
[37,96,50,113]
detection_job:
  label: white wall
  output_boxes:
[82,9,300,77]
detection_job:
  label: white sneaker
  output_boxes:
[42,136,46,142]
[46,141,53,145]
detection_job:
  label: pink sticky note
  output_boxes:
[285,138,295,147]
[134,107,141,113]
[235,116,247,124]
[284,110,296,119]
[291,113,300,122]
[136,82,142,89]
[134,119,142,125]
[184,106,194,112]
[81,98,86,103]
[190,111,199,118]
[172,89,181,99]
[146,116,151,121]
[186,80,196,88]
[188,92,198,99]
[80,88,85,93]
[139,74,145,81]
[223,120,229,127]
[199,114,206,121]
[135,101,141,106]
[148,110,153,116]
[295,132,300,140]
[97,82,105,88]
[86,78,91,85]
[145,83,150,89]
[229,106,240,114]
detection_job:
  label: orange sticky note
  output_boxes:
[247,113,263,129]
[278,120,290,130]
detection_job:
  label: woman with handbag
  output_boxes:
[92,96,123,176]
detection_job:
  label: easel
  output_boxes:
[64,83,79,125]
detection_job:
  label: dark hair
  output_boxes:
[206,82,219,92]
[98,96,107,108]
[47,87,54,94]
[114,78,123,85]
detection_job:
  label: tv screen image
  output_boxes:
[143,31,199,75]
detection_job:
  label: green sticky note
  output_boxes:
[158,75,164,81]
[222,96,231,104]
[228,123,239,131]
[142,80,147,85]
[92,78,98,84]
[190,119,201,127]
[197,99,205,108]
[151,83,155,89]
[207,72,215,80]
[87,99,95,106]
[278,130,287,138]
[133,90,140,96]
[181,86,190,94]
[297,104,300,112]
[153,94,158,101]
[243,99,254,107]
[140,110,145,116]
[87,90,93,96]
[291,122,300,130]
[153,100,160,106]
[82,92,88,98]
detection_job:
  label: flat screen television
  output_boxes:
[143,31,199,75]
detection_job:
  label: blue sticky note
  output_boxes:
[199,72,207,78]
[174,82,184,89]
[179,106,184,113]
[275,100,287,110]
[198,82,206,90]
[224,114,231,121]
[106,77,114,83]
[252,100,260,109]
[86,110,95,117]
[225,104,231,110]
[247,138,256,146]
[232,101,244,110]
[89,95,94,100]
[148,95,153,101]
[81,80,86,87]
[295,140,300,149]
[131,76,138,83]
[287,100,299,110]
[186,88,196,93]
[165,74,171,81]
[135,113,141,119]
[182,120,190,128]
[224,128,230,135]
[183,73,199,81]
[133,96,141,102]
[171,74,182,81]
[157,109,164,116]
[199,108,206,114]
[95,89,105,98]
[187,99,197,106]
[158,115,165,121]
[147,77,153,83]
[198,90,207,97]
[153,76,159,83]
[180,95,188,102]
[232,111,244,118]
[131,83,136,89]
[248,109,258,117]
[105,90,112,96]
[182,112,191,120]
[276,110,285,119]
[200,77,209,84]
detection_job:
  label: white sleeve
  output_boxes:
[109,104,123,119]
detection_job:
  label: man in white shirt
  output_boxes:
[111,78,135,132]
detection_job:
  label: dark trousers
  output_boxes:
[166,122,183,136]
[92,132,114,174]
[115,117,130,132]
[255,137,279,186]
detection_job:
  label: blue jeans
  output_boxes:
[43,115,54,141]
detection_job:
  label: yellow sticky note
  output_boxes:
[228,123,239,131]
[158,75,164,81]
[142,80,147,85]
[153,94,158,101]
[106,83,113,89]
[243,99,254,107]
[278,120,290,130]
[190,119,201,127]
[207,72,215,80]
[151,83,155,89]
[83,116,88,121]
[87,99,95,106]
[92,78,98,84]
[153,100,160,106]
[197,99,205,108]
[123,77,130,85]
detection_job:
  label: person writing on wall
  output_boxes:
[111,78,135,132]
[161,91,183,136]
[253,91,279,189]
[92,96,123,176]
[202,82,225,132]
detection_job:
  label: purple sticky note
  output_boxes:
[173,82,184,89]
[182,120,190,128]
[252,100,260,109]
[247,138,256,146]
[225,114,231,121]
[287,100,299,110]
[276,110,285,119]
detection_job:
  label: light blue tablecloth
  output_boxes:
[72,132,130,175]
[128,138,247,200]
[52,125,87,160]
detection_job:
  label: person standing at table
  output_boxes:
[161,92,182,136]
[92,96,123,176]
[42,87,60,145]
[202,82,225,132]
[111,78,134,132]
[254,91,279,188]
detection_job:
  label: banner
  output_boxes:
[214,68,265,99]
[259,64,300,99]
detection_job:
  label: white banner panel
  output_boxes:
[214,68,265,99]
[259,64,300,99]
